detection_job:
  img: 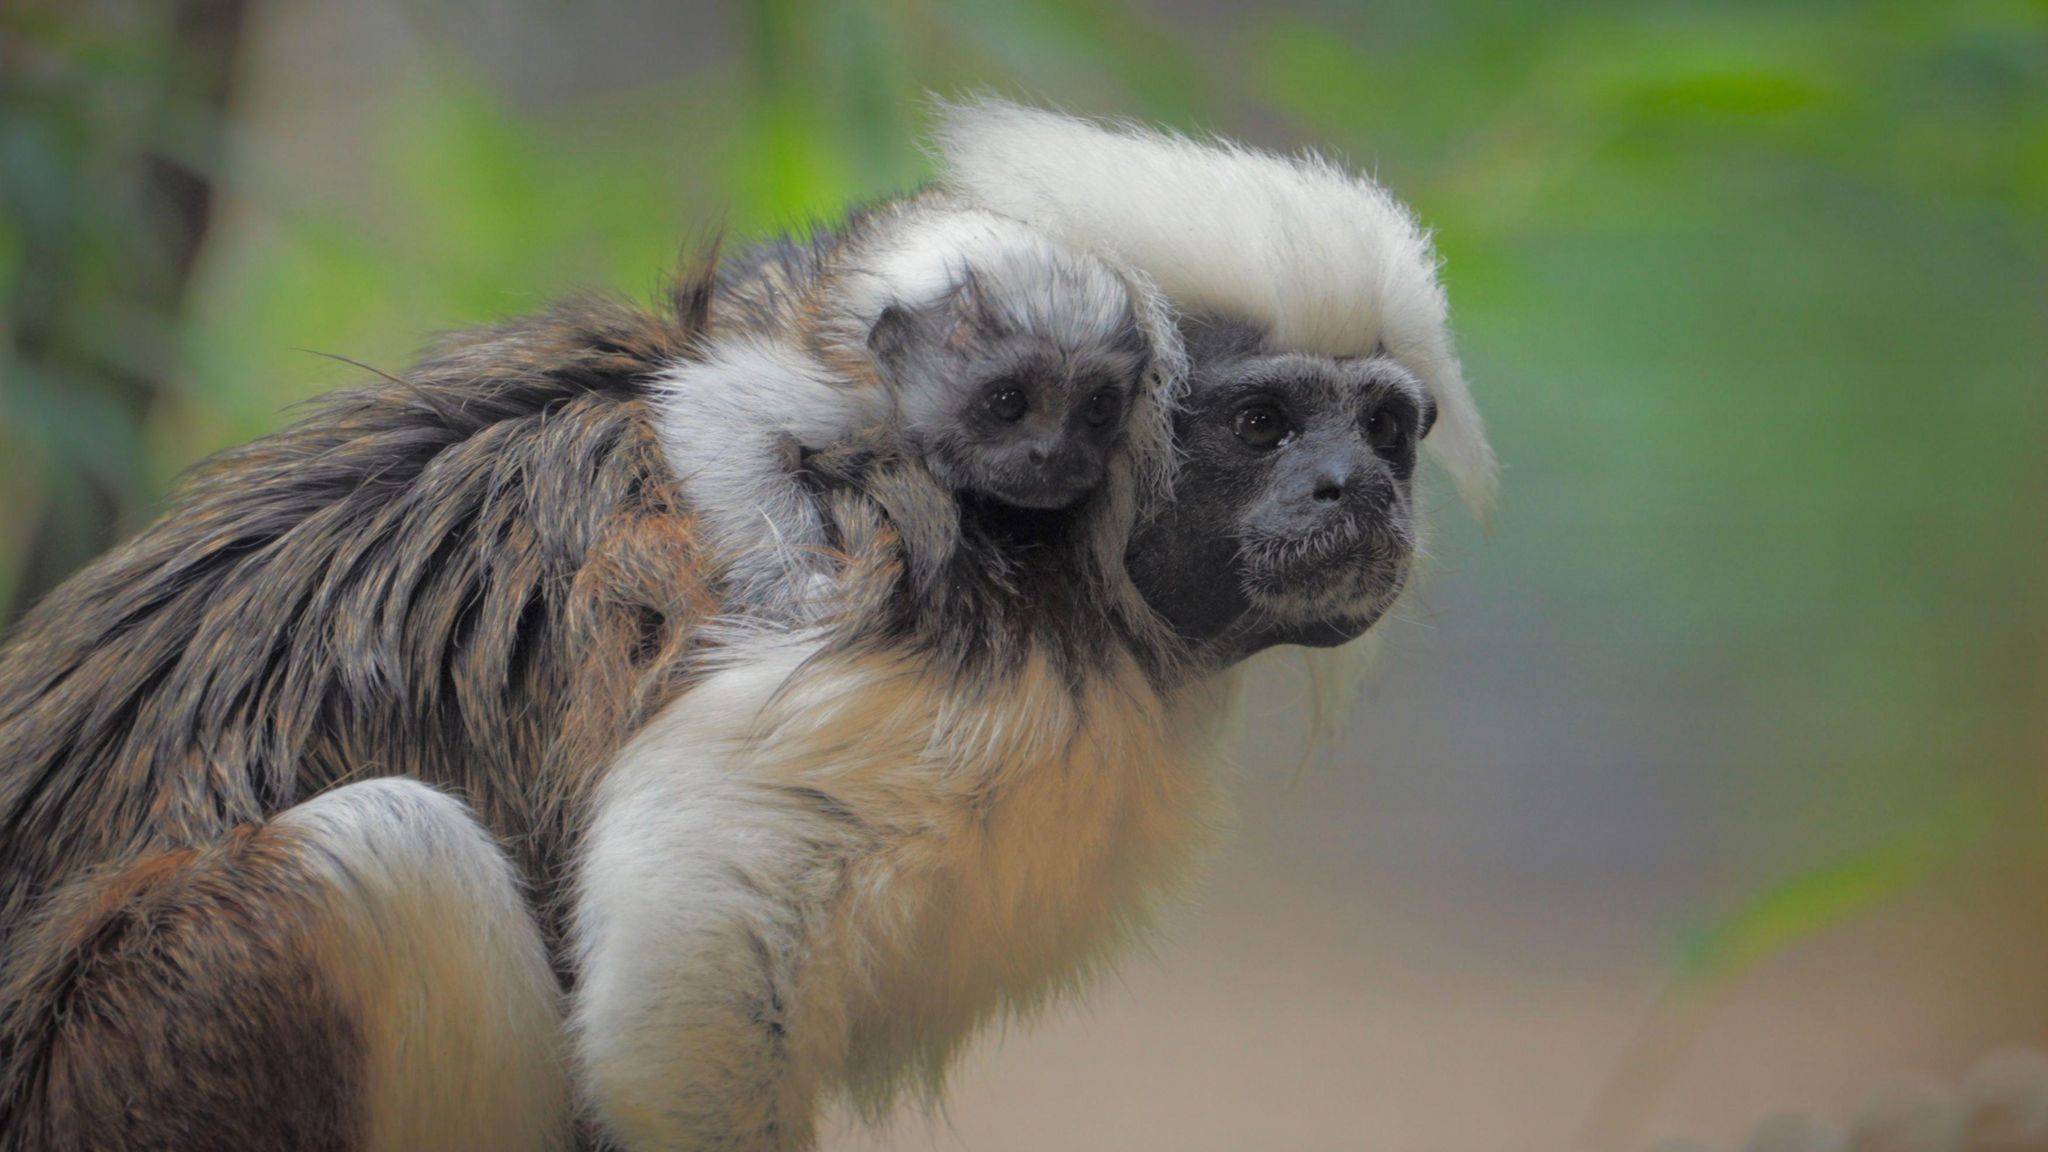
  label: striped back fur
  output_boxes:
[0,271,721,954]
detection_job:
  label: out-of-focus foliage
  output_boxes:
[1,0,2044,1001]
[0,1,240,624]
[1260,0,2048,864]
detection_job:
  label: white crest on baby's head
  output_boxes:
[843,205,1130,351]
[930,97,1497,519]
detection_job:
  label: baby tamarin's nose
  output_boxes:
[1026,439,1087,473]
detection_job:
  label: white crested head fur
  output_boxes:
[840,205,1130,349]
[931,97,1498,517]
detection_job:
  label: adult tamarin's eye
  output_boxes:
[1082,388,1123,428]
[1232,402,1293,450]
[1366,406,1406,452]
[986,385,1028,423]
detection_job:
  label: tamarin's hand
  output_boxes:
[797,426,905,495]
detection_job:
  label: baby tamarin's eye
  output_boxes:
[1082,388,1124,428]
[985,384,1028,423]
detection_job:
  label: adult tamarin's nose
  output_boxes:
[1311,461,1355,503]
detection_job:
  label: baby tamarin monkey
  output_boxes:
[570,198,1189,1149]
[665,191,1154,617]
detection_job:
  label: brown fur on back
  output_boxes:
[709,191,945,389]
[0,266,718,966]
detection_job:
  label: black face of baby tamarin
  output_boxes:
[1128,316,1436,663]
[867,268,1149,512]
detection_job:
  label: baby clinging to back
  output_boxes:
[659,191,1160,619]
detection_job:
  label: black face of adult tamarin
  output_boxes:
[870,268,1149,513]
[1128,317,1436,662]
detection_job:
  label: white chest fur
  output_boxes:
[570,630,1234,1147]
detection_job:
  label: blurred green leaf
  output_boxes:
[1671,788,1992,985]
[947,0,1204,123]
[1674,843,1927,983]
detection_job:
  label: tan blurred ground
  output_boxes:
[830,795,2048,1152]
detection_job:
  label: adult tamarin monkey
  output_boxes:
[0,104,1493,1150]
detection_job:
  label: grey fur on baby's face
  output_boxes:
[868,267,1150,512]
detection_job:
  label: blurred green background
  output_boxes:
[3,1,2045,1148]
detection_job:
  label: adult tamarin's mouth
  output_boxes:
[1238,521,1411,624]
